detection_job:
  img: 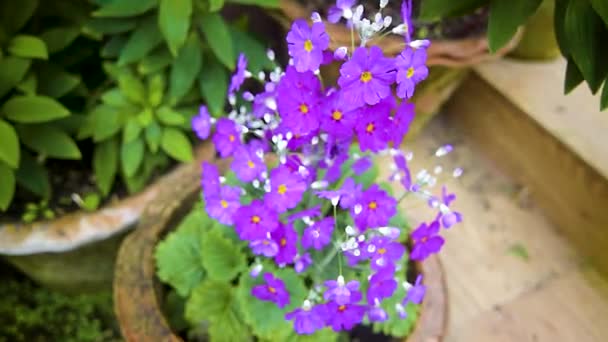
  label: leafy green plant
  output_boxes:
[419,0,608,111]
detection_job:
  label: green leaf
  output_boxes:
[0,0,38,35]
[37,64,80,98]
[226,0,279,7]
[145,122,162,152]
[15,153,50,198]
[138,48,173,75]
[147,73,165,107]
[136,107,154,126]
[2,96,69,123]
[199,58,227,116]
[101,35,128,58]
[554,0,569,55]
[18,125,81,159]
[94,138,119,196]
[156,106,186,125]
[169,33,202,103]
[123,118,143,143]
[185,281,250,342]
[118,16,164,66]
[590,0,608,26]
[8,35,48,60]
[121,138,145,177]
[0,57,31,98]
[419,0,485,20]
[0,162,16,210]
[40,27,80,54]
[209,0,225,11]
[285,329,338,342]
[372,271,418,337]
[230,28,274,73]
[565,57,584,93]
[199,13,235,69]
[601,78,608,111]
[89,105,123,142]
[83,18,137,38]
[118,73,146,104]
[156,208,210,297]
[101,88,130,107]
[0,119,20,168]
[161,127,193,162]
[488,0,542,52]
[16,72,37,95]
[94,0,158,17]
[158,0,192,56]
[80,193,101,211]
[200,228,246,281]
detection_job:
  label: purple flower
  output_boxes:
[367,265,398,303]
[392,153,412,191]
[410,221,444,261]
[395,47,429,100]
[328,0,356,23]
[234,200,279,241]
[252,273,290,308]
[286,19,329,72]
[192,105,211,140]
[368,236,405,270]
[338,46,395,108]
[324,277,361,305]
[323,151,349,183]
[302,217,334,250]
[276,69,322,135]
[201,162,220,198]
[352,184,397,230]
[285,302,328,335]
[404,275,426,305]
[231,144,265,182]
[321,90,357,140]
[354,101,393,152]
[229,53,247,94]
[325,296,366,331]
[252,82,277,119]
[389,102,415,146]
[273,223,298,265]
[367,305,388,322]
[212,118,241,157]
[401,0,414,43]
[288,205,321,223]
[265,166,306,213]
[441,186,456,206]
[205,185,241,225]
[441,211,462,229]
[353,156,372,175]
[250,235,279,257]
[294,253,312,273]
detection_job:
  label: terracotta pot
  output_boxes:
[0,142,216,293]
[113,159,447,342]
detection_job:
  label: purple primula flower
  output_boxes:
[234,200,279,241]
[367,265,398,303]
[325,292,366,331]
[285,301,328,335]
[393,153,413,191]
[252,273,290,308]
[353,184,397,230]
[201,162,220,198]
[231,144,265,182]
[324,276,361,305]
[229,53,247,94]
[317,177,361,209]
[192,105,211,140]
[265,166,307,213]
[294,253,313,273]
[404,274,426,305]
[442,186,457,206]
[410,221,444,261]
[401,0,414,43]
[273,223,298,265]
[338,46,396,108]
[353,156,372,175]
[321,90,358,140]
[328,0,356,23]
[288,205,322,224]
[354,101,393,152]
[252,82,277,118]
[323,151,349,183]
[302,217,334,250]
[395,47,429,100]
[277,67,323,135]
[212,118,241,157]
[389,102,415,146]
[286,19,330,72]
[368,305,389,322]
[368,236,405,270]
[250,236,279,257]
[441,211,463,229]
[205,185,241,225]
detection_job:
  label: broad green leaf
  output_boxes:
[161,127,193,162]
[419,0,485,20]
[209,0,225,11]
[185,280,250,342]
[199,58,227,116]
[565,57,584,93]
[565,0,608,93]
[118,16,164,66]
[169,33,202,103]
[147,73,165,107]
[156,208,210,297]
[0,57,31,97]
[601,78,608,111]
[156,106,186,125]
[94,0,158,17]
[8,35,48,60]
[145,122,162,152]
[136,108,154,126]
[2,96,69,123]
[554,0,569,55]
[199,13,235,69]
[123,150,162,193]
[40,27,80,54]
[200,228,246,281]
[37,65,80,98]
[80,193,102,211]
[138,48,173,75]
[118,73,146,104]
[590,0,608,26]
[123,118,143,143]
[230,28,274,73]
[101,88,130,107]
[285,329,338,342]
[226,0,279,7]
[16,73,36,96]
[121,138,145,177]
[0,162,16,210]
[90,105,123,142]
[0,120,19,168]
[488,0,542,52]
[15,153,50,198]
[0,0,38,34]
[18,125,81,159]
[83,18,137,38]
[94,138,119,196]
[101,35,128,58]
[158,0,192,56]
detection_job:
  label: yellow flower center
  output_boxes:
[338,305,346,312]
[406,67,415,79]
[220,200,228,208]
[299,103,309,114]
[420,236,428,243]
[304,39,313,52]
[332,110,343,121]
[268,286,276,293]
[360,71,372,83]
[251,215,261,224]
[368,201,377,210]
[247,160,255,168]
[280,238,287,246]
[378,248,386,255]
[278,184,288,195]
[366,122,375,133]
[229,134,235,142]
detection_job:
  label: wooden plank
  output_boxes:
[443,72,608,276]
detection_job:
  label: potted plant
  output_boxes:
[0,0,280,292]
[115,4,461,341]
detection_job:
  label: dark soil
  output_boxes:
[295,0,489,40]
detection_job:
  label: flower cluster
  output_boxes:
[191,0,461,336]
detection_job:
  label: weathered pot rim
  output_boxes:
[0,142,216,256]
[113,158,447,342]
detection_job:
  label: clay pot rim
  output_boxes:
[113,158,447,342]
